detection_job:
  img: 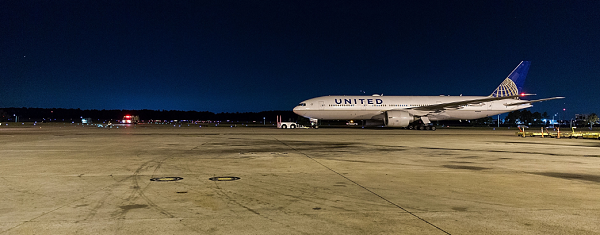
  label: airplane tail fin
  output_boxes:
[490,61,530,97]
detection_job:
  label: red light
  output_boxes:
[563,109,566,111]
[520,93,525,97]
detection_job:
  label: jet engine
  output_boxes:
[383,110,417,127]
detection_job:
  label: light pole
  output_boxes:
[570,118,573,128]
[498,114,500,128]
[561,108,566,127]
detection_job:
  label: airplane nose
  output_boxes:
[293,106,306,116]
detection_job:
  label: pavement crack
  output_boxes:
[274,138,452,235]
[212,180,309,234]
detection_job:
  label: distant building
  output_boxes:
[81,118,92,124]
[575,114,588,123]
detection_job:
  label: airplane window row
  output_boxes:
[298,102,436,108]
[327,104,433,107]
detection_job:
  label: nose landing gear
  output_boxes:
[310,118,319,129]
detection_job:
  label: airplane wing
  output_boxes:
[410,95,523,111]
[503,97,565,106]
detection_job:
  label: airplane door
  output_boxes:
[318,101,325,110]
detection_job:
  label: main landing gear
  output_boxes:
[407,124,436,131]
[406,117,436,130]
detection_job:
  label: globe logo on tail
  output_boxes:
[490,78,519,97]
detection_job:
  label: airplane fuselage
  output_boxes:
[293,95,532,121]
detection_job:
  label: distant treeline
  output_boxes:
[0,108,299,122]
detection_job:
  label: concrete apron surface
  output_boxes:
[1,124,599,234]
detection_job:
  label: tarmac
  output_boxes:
[1,123,599,234]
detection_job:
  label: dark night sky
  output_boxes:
[1,1,599,117]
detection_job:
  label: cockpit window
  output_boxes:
[297,103,306,106]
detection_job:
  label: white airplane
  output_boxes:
[293,61,564,130]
